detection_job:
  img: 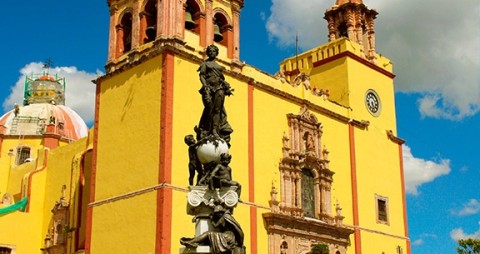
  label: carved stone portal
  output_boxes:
[263,106,353,254]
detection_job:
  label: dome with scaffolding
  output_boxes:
[0,72,88,141]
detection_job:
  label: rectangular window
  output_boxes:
[0,247,12,254]
[375,194,389,224]
[16,147,31,165]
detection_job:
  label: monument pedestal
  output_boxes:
[180,245,212,254]
[179,186,240,254]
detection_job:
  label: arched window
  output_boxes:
[213,12,230,46]
[185,0,201,33]
[301,168,316,218]
[116,12,133,57]
[141,0,157,44]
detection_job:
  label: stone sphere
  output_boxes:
[196,138,229,164]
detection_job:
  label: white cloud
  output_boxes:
[266,0,480,120]
[2,62,101,125]
[412,233,437,246]
[450,226,480,241]
[411,238,424,246]
[402,145,450,195]
[452,199,480,217]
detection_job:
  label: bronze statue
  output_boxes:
[196,45,234,144]
[181,45,245,254]
[208,153,241,198]
[180,205,245,254]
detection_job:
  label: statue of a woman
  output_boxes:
[196,45,233,144]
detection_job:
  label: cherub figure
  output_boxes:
[208,153,241,198]
[185,134,203,186]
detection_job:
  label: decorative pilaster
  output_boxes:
[231,4,241,61]
[205,0,214,46]
[131,0,141,50]
[108,5,118,61]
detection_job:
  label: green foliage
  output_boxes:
[457,238,480,254]
[311,243,329,254]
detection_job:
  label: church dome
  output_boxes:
[0,71,88,140]
[0,103,88,140]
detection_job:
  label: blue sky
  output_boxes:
[0,0,479,253]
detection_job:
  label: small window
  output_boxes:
[375,195,389,224]
[16,147,31,165]
[0,247,12,254]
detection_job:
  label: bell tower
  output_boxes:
[324,0,378,61]
[105,0,244,72]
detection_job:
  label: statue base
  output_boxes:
[186,186,239,216]
[180,246,212,254]
[180,186,241,254]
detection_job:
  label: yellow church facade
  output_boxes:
[0,0,410,254]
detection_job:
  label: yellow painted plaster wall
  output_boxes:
[40,135,92,254]
[90,55,163,253]
[0,138,42,196]
[0,149,48,254]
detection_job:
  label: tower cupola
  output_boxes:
[324,0,378,61]
[24,72,65,106]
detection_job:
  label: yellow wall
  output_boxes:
[90,55,163,253]
[0,137,42,197]
[0,132,93,254]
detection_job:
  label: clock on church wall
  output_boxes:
[365,89,381,116]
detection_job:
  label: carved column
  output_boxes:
[325,183,332,215]
[355,10,363,45]
[320,180,327,214]
[174,0,186,40]
[290,172,296,210]
[314,177,321,217]
[139,11,147,44]
[156,0,166,38]
[280,170,286,208]
[131,0,141,49]
[295,173,301,209]
[284,171,291,209]
[108,5,118,61]
[225,26,234,59]
[115,25,125,58]
[327,16,336,41]
[198,12,207,47]
[232,4,241,61]
[346,9,355,41]
[205,0,214,45]
[366,15,376,59]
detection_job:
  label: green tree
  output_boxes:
[311,243,329,254]
[457,238,480,254]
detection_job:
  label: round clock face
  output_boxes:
[365,90,381,116]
